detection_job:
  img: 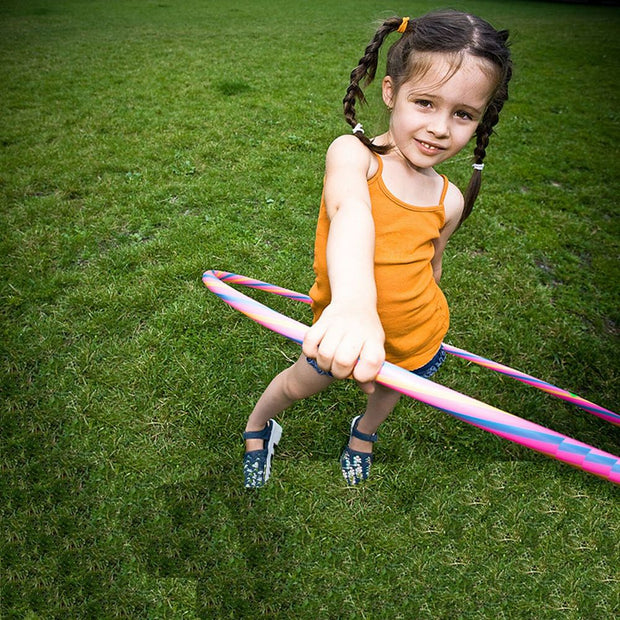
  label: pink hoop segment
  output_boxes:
[203,269,619,485]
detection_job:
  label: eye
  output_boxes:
[455,110,474,121]
[414,99,433,108]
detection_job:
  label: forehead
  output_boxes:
[405,52,498,103]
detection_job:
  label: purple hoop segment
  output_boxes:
[203,269,619,485]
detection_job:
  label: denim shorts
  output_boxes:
[306,345,446,380]
[411,345,446,379]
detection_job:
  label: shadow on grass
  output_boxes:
[129,469,303,615]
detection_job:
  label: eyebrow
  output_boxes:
[459,102,486,117]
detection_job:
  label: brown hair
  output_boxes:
[343,10,512,225]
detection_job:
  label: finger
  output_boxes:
[329,338,363,379]
[302,321,326,360]
[315,329,346,375]
[352,345,385,385]
[355,379,376,395]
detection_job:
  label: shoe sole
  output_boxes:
[264,420,282,483]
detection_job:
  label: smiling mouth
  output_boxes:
[417,140,444,151]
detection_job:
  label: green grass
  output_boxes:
[2,0,619,617]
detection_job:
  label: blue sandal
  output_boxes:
[242,419,282,488]
[340,415,377,485]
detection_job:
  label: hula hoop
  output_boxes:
[203,269,620,485]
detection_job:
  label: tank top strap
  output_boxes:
[438,174,449,205]
[369,152,383,183]
[370,155,449,207]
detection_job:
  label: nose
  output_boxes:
[426,113,450,138]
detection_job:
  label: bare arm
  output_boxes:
[302,136,385,391]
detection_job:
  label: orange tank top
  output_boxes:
[308,155,450,370]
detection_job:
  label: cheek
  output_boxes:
[457,125,478,146]
[392,109,418,131]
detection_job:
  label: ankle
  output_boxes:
[348,435,375,453]
[355,416,379,436]
[243,421,269,453]
[245,421,267,434]
[346,415,379,454]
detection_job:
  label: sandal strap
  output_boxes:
[351,416,378,443]
[243,423,270,441]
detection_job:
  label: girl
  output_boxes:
[242,10,512,488]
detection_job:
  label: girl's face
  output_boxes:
[382,53,497,169]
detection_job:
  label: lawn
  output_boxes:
[2,0,619,617]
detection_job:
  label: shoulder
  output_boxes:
[322,136,377,219]
[325,135,376,178]
[442,179,465,230]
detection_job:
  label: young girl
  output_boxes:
[242,10,512,488]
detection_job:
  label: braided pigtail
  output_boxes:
[460,62,512,226]
[460,28,512,227]
[343,16,407,153]
[460,111,495,226]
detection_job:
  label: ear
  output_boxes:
[382,76,395,109]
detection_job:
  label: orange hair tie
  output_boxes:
[397,16,410,33]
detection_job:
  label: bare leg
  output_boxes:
[245,354,335,451]
[348,382,401,453]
